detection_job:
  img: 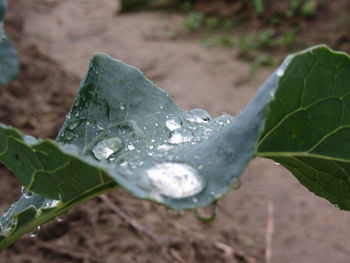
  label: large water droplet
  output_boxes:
[29,226,40,238]
[146,162,205,198]
[186,108,211,123]
[169,128,194,144]
[166,117,182,131]
[92,137,123,160]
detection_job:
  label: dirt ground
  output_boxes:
[1,0,350,262]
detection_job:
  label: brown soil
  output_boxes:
[1,0,350,263]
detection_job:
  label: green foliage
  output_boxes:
[1,45,350,252]
[252,0,264,14]
[301,0,318,18]
[183,12,205,31]
[0,0,19,85]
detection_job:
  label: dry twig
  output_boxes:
[265,200,275,263]
[99,194,162,244]
[172,221,257,263]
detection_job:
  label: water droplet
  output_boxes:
[120,161,129,167]
[119,103,126,110]
[66,113,71,120]
[45,200,60,208]
[204,129,213,137]
[92,137,123,160]
[169,128,194,144]
[96,123,105,131]
[127,144,135,151]
[166,117,182,131]
[194,202,219,223]
[149,145,154,150]
[146,162,205,199]
[276,68,284,77]
[67,120,80,130]
[21,187,32,199]
[56,214,65,222]
[29,226,40,238]
[232,179,241,190]
[186,108,211,123]
[274,162,280,166]
[157,144,172,151]
[192,197,198,203]
[198,164,204,170]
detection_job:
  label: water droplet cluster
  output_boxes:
[61,102,234,200]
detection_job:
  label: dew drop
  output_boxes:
[186,108,211,123]
[68,120,80,130]
[44,200,60,208]
[232,179,241,190]
[166,117,182,131]
[146,162,205,199]
[274,162,280,166]
[56,214,65,222]
[29,226,40,238]
[157,144,173,151]
[194,202,219,222]
[92,137,123,160]
[127,144,135,151]
[169,128,194,144]
[204,129,213,137]
[276,68,284,77]
[21,187,32,199]
[120,161,129,167]
[119,103,126,110]
[96,123,105,131]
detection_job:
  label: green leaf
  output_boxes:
[257,46,350,210]
[0,0,19,85]
[56,53,266,210]
[2,45,350,251]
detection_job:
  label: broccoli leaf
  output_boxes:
[257,46,350,210]
[1,45,349,251]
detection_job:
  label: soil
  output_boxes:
[1,0,350,262]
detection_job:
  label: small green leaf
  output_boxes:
[0,0,19,85]
[257,46,350,210]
